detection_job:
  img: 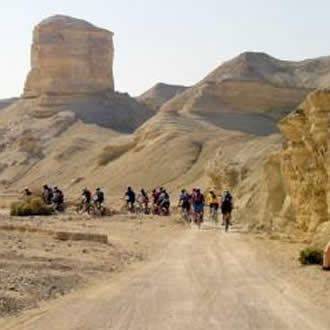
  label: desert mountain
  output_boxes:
[159,52,330,135]
[137,83,188,111]
[0,16,329,247]
[202,52,330,88]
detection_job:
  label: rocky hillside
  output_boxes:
[202,52,330,88]
[137,83,188,111]
[0,98,18,111]
[207,89,329,247]
[158,52,330,135]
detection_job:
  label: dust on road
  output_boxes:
[1,224,329,330]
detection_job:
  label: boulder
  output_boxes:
[24,15,114,98]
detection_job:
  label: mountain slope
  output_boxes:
[0,98,18,111]
[157,52,330,135]
[137,83,188,111]
[203,52,330,88]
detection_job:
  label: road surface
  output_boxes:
[1,226,329,330]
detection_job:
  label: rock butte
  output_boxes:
[24,15,114,98]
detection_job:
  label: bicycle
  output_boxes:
[209,205,219,224]
[194,211,203,229]
[76,200,92,215]
[223,213,231,232]
[89,202,106,217]
[180,207,191,225]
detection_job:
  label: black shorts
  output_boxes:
[210,203,219,211]
[182,201,191,211]
[221,207,232,215]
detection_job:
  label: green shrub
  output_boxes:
[299,247,323,265]
[10,197,53,216]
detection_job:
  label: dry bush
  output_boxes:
[299,247,323,265]
[17,133,43,158]
[10,197,53,217]
[97,142,134,166]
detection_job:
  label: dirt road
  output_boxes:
[1,226,329,330]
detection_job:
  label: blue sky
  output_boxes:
[1,0,330,98]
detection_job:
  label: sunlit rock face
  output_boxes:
[278,89,329,234]
[206,89,329,247]
[24,15,114,98]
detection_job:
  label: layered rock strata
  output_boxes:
[278,90,329,233]
[24,15,114,98]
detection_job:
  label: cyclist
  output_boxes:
[158,188,170,216]
[221,191,233,231]
[192,188,205,228]
[178,189,191,222]
[78,188,92,213]
[52,187,64,212]
[207,190,219,223]
[125,187,136,212]
[93,188,105,209]
[137,189,149,214]
[42,185,53,205]
[23,187,32,197]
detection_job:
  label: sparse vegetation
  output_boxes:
[97,142,134,166]
[17,133,43,158]
[10,197,53,217]
[299,247,323,265]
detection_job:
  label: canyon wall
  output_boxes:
[278,90,329,232]
[278,89,329,246]
[208,89,329,246]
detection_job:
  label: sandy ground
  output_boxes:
[0,216,329,329]
[0,213,184,318]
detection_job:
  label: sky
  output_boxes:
[1,0,330,98]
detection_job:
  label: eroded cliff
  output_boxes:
[207,89,329,246]
[24,15,114,98]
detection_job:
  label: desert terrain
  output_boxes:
[0,214,329,329]
[0,14,329,329]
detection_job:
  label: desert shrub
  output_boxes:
[97,142,134,166]
[10,197,53,216]
[17,134,43,158]
[299,247,323,265]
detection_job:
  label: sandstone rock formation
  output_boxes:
[24,15,114,98]
[17,15,153,132]
[278,90,329,234]
[207,89,329,247]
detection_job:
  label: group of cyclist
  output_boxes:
[79,187,105,215]
[23,185,65,211]
[23,185,104,214]
[22,184,233,228]
[124,186,233,230]
[179,188,233,230]
[124,186,171,216]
